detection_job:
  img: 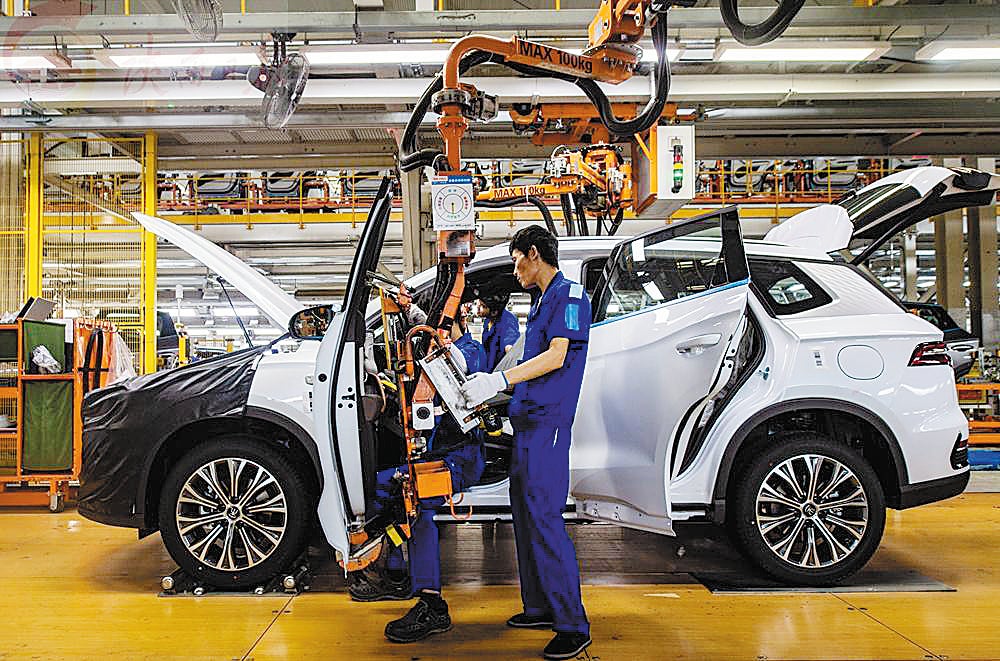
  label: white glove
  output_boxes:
[461,371,508,407]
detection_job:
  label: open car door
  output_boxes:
[313,178,394,562]
[571,208,750,534]
[765,166,1000,263]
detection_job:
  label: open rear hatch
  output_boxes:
[765,166,1000,263]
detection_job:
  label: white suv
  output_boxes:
[79,167,993,589]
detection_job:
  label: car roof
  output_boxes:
[472,234,835,263]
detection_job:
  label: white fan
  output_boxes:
[248,34,309,130]
[173,0,223,42]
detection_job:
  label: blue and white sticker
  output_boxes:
[565,303,580,331]
[569,282,584,300]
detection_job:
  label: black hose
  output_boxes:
[575,196,589,236]
[476,196,558,235]
[400,51,498,172]
[401,17,670,171]
[559,194,576,237]
[719,0,806,47]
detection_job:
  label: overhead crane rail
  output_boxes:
[42,160,927,219]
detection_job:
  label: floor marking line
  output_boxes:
[832,593,944,661]
[241,594,295,661]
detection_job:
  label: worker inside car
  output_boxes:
[480,292,520,372]
[349,302,486,644]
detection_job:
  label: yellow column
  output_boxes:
[24,133,42,298]
[141,131,158,374]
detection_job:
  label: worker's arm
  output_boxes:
[503,337,567,386]
[460,337,569,406]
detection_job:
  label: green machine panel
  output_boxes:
[22,381,73,472]
[0,329,17,362]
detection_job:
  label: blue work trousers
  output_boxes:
[509,423,589,636]
[373,442,484,593]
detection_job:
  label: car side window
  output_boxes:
[594,238,729,321]
[749,259,832,315]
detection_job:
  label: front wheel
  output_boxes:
[730,433,886,585]
[158,436,312,590]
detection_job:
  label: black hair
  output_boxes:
[509,224,559,268]
[481,292,510,317]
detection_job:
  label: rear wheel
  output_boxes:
[731,433,886,585]
[158,436,312,589]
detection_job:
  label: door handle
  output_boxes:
[676,334,722,356]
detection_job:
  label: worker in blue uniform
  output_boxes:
[480,293,520,372]
[461,225,592,661]
[349,307,487,645]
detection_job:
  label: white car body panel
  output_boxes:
[247,342,319,437]
[764,204,853,253]
[310,313,352,559]
[572,282,749,527]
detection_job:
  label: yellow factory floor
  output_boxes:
[1,492,999,660]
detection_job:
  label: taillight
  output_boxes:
[908,341,951,367]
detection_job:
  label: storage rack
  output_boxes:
[0,319,116,510]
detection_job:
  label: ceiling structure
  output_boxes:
[0,0,998,344]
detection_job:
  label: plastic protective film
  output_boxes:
[78,347,267,526]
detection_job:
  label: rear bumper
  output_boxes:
[895,470,970,510]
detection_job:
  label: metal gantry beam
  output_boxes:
[0,6,997,41]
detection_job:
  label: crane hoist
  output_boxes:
[343,0,807,570]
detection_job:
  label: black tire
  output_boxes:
[730,433,886,586]
[159,435,312,590]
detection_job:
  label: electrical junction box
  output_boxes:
[431,174,476,231]
[632,124,696,219]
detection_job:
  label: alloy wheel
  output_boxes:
[175,457,288,571]
[754,453,869,569]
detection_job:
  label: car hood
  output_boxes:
[132,212,303,328]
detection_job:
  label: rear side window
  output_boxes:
[749,259,832,315]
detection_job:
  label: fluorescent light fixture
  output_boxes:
[212,306,259,317]
[716,41,890,62]
[303,46,450,66]
[0,50,70,69]
[640,46,683,63]
[100,47,260,69]
[304,43,680,67]
[916,40,1000,61]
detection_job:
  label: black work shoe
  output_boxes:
[507,612,555,628]
[384,592,452,643]
[543,632,592,660]
[347,571,411,602]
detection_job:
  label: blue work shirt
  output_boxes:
[453,331,487,376]
[509,271,591,430]
[482,308,520,372]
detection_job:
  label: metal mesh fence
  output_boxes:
[0,139,26,317]
[41,137,148,370]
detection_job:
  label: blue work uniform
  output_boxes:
[373,332,487,593]
[482,308,520,372]
[508,271,591,636]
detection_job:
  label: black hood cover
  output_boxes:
[79,346,267,526]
